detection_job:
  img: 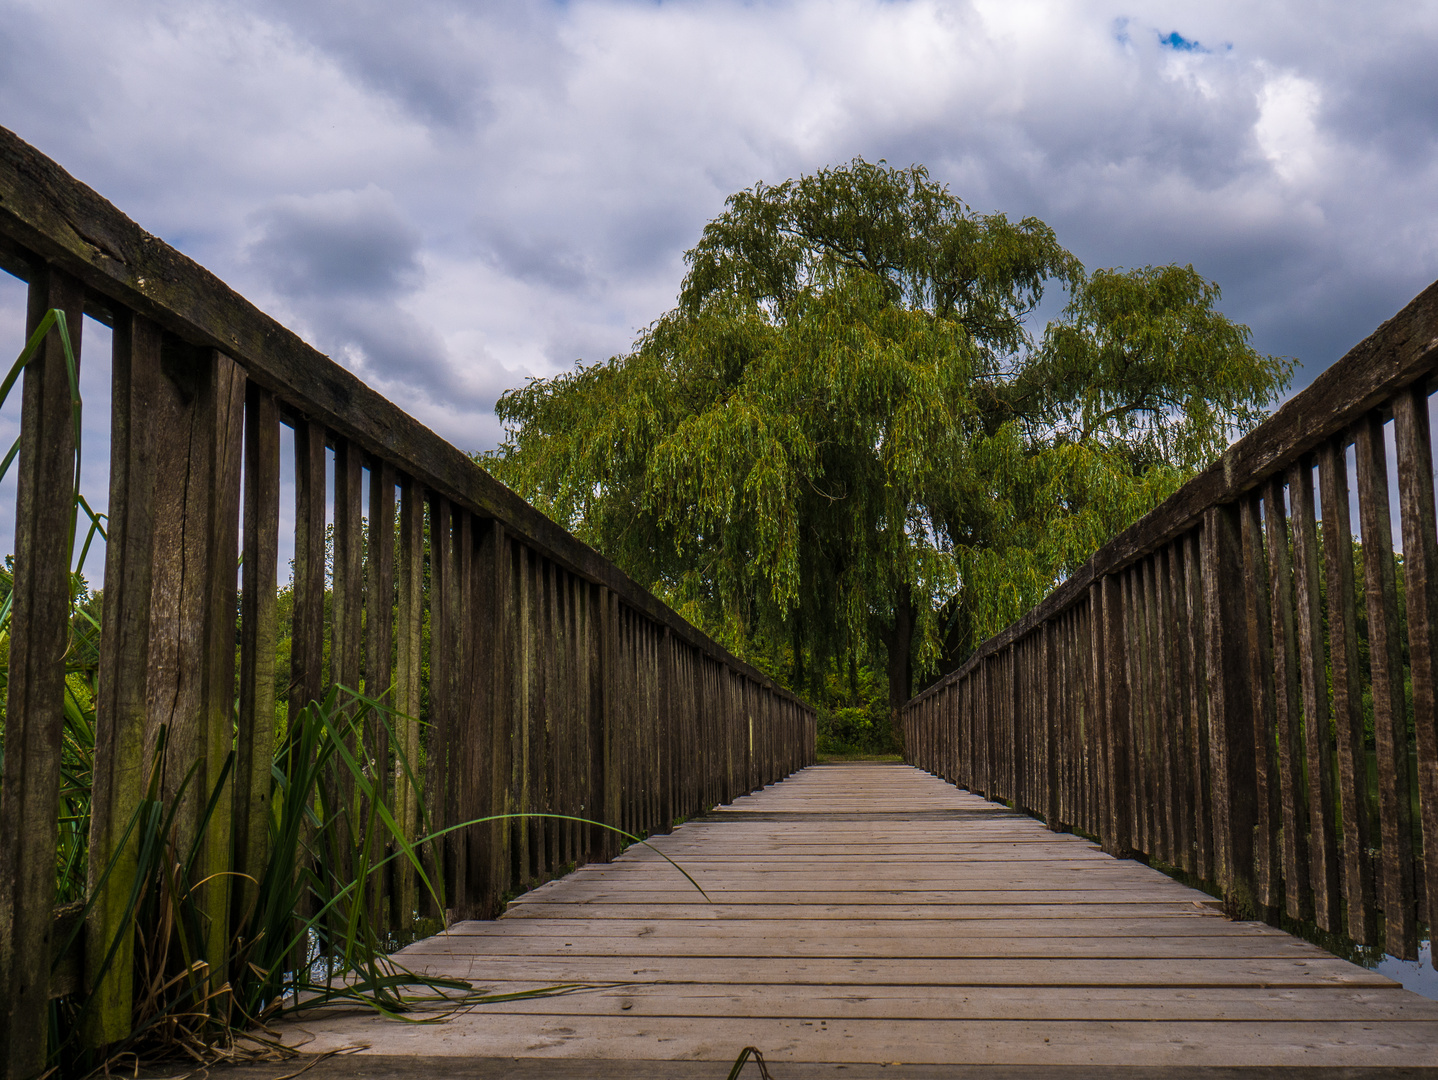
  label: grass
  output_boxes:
[816,750,903,763]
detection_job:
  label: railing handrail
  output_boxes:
[0,123,799,704]
[911,276,1438,701]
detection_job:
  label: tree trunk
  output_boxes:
[883,584,916,714]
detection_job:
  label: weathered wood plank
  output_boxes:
[392,474,424,929]
[270,764,1438,1071]
[363,459,396,927]
[1391,383,1438,939]
[1263,477,1312,921]
[1317,436,1376,944]
[1353,412,1418,959]
[1240,493,1282,910]
[0,266,84,1078]
[1202,504,1259,910]
[288,419,327,725]
[234,382,280,954]
[85,308,159,1047]
[144,340,244,990]
[1287,457,1342,932]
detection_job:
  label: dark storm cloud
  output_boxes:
[2,0,1437,442]
[248,186,423,299]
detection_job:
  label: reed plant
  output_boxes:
[0,313,748,1079]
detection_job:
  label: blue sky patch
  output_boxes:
[1160,31,1206,52]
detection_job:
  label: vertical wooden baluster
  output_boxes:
[658,629,672,826]
[1100,574,1131,857]
[1058,625,1072,826]
[1264,477,1312,921]
[1123,569,1150,856]
[1146,556,1177,865]
[1393,384,1438,939]
[330,440,363,886]
[1044,622,1060,830]
[287,409,326,998]
[144,339,243,994]
[1163,544,1195,873]
[0,265,83,1077]
[557,571,573,862]
[85,309,158,1048]
[1354,412,1418,959]
[199,350,245,995]
[331,442,363,695]
[1241,493,1282,912]
[449,509,472,910]
[1317,438,1375,943]
[571,575,585,856]
[586,583,605,860]
[1087,584,1108,844]
[1289,458,1342,930]
[290,420,327,726]
[1009,644,1021,808]
[566,574,579,859]
[393,476,424,929]
[286,416,325,960]
[363,461,395,926]
[601,588,622,857]
[512,542,532,884]
[1146,559,1170,862]
[539,556,556,877]
[485,523,514,902]
[1185,529,1214,884]
[233,382,279,957]
[425,496,452,912]
[1203,504,1260,913]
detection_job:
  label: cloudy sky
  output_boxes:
[1,0,1437,559]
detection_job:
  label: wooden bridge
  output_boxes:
[0,125,1437,1077]
[265,763,1438,1075]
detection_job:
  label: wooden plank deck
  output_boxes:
[271,763,1438,1076]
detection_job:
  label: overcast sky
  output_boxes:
[2,0,1437,565]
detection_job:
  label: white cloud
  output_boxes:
[0,0,1435,470]
[1255,71,1324,184]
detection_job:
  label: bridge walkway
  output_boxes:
[272,763,1438,1076]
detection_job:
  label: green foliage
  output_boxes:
[485,159,1291,720]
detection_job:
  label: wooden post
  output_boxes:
[1099,574,1131,857]
[289,419,327,726]
[1317,437,1375,944]
[0,266,84,1077]
[425,495,453,913]
[329,440,364,884]
[85,310,159,1048]
[1183,530,1214,883]
[1263,478,1312,921]
[1287,457,1341,931]
[482,521,513,912]
[1044,621,1061,830]
[232,383,280,956]
[363,460,396,927]
[660,627,674,829]
[1240,493,1282,911]
[448,509,473,911]
[1354,411,1418,959]
[1202,504,1259,912]
[1392,385,1438,940]
[143,338,244,999]
[393,475,425,930]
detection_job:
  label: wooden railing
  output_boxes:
[901,279,1438,961]
[0,126,815,1073]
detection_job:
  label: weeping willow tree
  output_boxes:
[483,159,1291,717]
